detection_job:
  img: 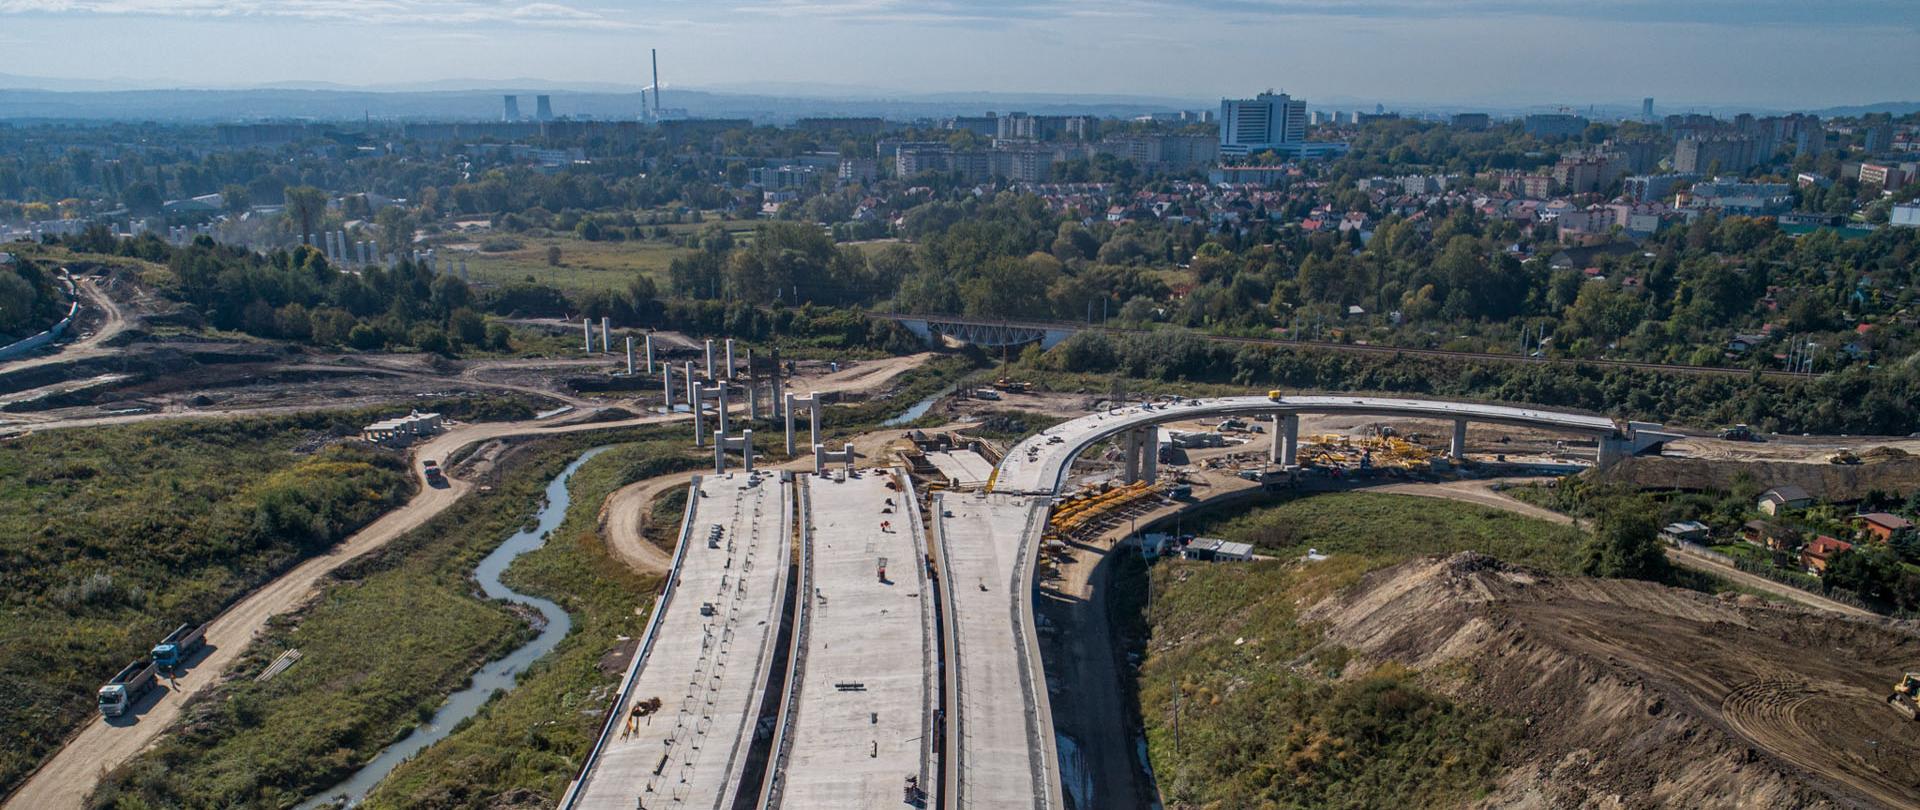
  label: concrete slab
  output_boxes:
[934,491,1058,810]
[569,472,791,810]
[768,468,938,808]
[926,449,995,489]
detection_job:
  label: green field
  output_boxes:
[454,236,690,295]
[0,413,415,798]
[1124,492,1602,808]
[1184,490,1592,574]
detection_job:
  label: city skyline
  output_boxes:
[0,1,1915,109]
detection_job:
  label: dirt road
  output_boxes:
[5,354,932,809]
[0,275,130,377]
[1365,478,1876,618]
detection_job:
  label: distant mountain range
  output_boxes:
[0,73,1909,123]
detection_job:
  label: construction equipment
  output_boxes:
[1267,390,1284,401]
[151,622,208,673]
[98,659,158,718]
[1887,672,1920,719]
[1719,424,1756,441]
[1830,449,1862,465]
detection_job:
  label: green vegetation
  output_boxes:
[0,253,69,340]
[1184,491,1591,574]
[0,413,412,797]
[1133,559,1515,809]
[459,234,689,296]
[363,438,702,807]
[1581,506,1671,581]
[89,427,700,808]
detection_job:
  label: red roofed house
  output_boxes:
[1856,513,1914,544]
[1801,535,1853,575]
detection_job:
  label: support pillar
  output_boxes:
[785,393,797,456]
[582,318,591,352]
[1451,419,1467,461]
[1281,414,1299,467]
[643,333,655,374]
[1140,426,1159,484]
[745,350,759,421]
[725,339,736,379]
[684,362,696,407]
[1270,414,1283,464]
[740,430,754,473]
[661,364,675,412]
[625,336,635,376]
[704,339,715,379]
[698,381,714,445]
[809,391,821,459]
[714,433,726,474]
[715,385,730,437]
[600,317,611,354]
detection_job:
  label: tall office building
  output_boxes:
[535,95,553,122]
[1218,92,1307,156]
[1642,97,1654,121]
[503,95,521,122]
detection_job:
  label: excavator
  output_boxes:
[1886,672,1920,719]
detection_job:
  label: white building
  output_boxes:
[1219,92,1307,157]
[1893,203,1920,229]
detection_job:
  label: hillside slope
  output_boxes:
[1306,554,1920,809]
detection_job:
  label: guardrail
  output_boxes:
[1010,497,1066,810]
[0,301,78,362]
[556,475,703,809]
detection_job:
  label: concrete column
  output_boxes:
[1123,430,1141,484]
[784,393,798,455]
[704,339,715,379]
[1451,419,1467,461]
[1271,414,1284,464]
[583,318,592,352]
[625,336,635,376]
[809,392,821,457]
[600,317,611,354]
[1281,415,1299,467]
[716,385,730,437]
[741,429,754,473]
[692,382,705,447]
[714,434,726,474]
[684,362,696,406]
[1141,426,1159,484]
[725,339,736,379]
[662,364,675,411]
[643,334,655,375]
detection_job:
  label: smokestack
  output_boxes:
[651,49,661,117]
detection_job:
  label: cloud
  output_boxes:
[0,0,638,28]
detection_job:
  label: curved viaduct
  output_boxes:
[992,394,1672,496]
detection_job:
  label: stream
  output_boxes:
[300,446,610,808]
[882,384,956,426]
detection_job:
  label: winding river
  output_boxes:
[300,446,610,808]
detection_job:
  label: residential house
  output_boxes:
[1856,513,1914,544]
[1660,520,1712,544]
[1800,535,1853,575]
[1757,485,1813,516]
[1741,519,1798,552]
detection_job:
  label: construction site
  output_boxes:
[9,265,1920,810]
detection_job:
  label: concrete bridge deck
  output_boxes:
[565,472,792,810]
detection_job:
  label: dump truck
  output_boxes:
[1888,672,1920,720]
[99,659,158,718]
[151,622,208,672]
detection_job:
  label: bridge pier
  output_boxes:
[1140,426,1158,484]
[715,429,754,474]
[661,363,674,411]
[785,392,821,457]
[1122,430,1141,483]
[1277,414,1299,467]
[1450,419,1467,461]
[704,339,715,379]
[692,382,705,447]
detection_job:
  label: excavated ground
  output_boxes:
[1305,554,1920,810]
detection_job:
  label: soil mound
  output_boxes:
[1303,553,1920,809]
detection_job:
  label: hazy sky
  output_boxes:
[0,0,1915,107]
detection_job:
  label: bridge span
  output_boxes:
[993,394,1672,495]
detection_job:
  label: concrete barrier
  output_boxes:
[0,301,78,362]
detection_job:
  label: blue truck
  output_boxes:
[98,659,157,718]
[151,622,208,672]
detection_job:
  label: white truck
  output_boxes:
[99,659,158,718]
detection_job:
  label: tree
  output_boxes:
[283,186,327,246]
[547,245,563,267]
[1582,503,1669,581]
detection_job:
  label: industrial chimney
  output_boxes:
[651,49,661,117]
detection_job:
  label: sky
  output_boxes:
[0,0,1915,108]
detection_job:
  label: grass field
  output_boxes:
[454,236,691,295]
[88,427,706,808]
[1183,490,1592,574]
[0,413,414,798]
[1122,492,1586,808]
